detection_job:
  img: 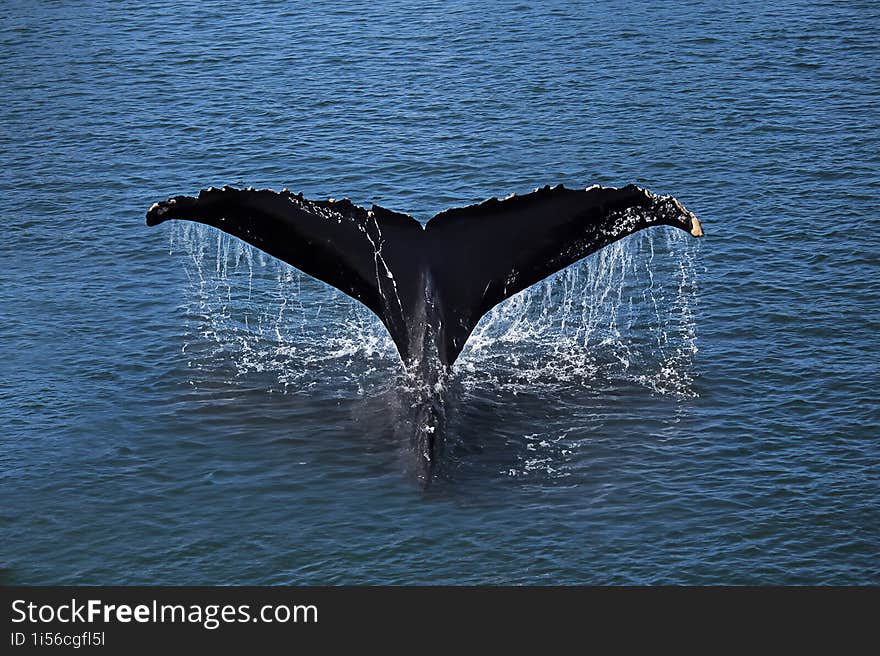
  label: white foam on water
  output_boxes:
[168,223,701,398]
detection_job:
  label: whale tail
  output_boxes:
[147,184,702,368]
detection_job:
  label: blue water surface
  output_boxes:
[1,0,878,584]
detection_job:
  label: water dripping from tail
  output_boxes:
[456,229,701,398]
[167,224,700,482]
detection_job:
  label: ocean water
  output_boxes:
[2,0,878,584]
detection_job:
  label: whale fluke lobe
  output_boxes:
[146,184,702,369]
[148,187,425,362]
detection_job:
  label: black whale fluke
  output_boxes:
[147,183,702,485]
[146,184,702,370]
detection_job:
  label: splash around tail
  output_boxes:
[147,183,702,484]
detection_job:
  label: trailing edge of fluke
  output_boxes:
[147,183,703,369]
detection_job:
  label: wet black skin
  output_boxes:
[147,183,702,485]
